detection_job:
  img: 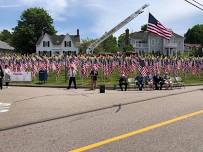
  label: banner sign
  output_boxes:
[10,72,32,82]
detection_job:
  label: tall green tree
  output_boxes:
[118,33,133,52]
[12,8,56,54]
[118,33,125,49]
[0,30,13,45]
[185,24,203,45]
[101,35,118,53]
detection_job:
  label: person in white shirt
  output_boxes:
[4,65,11,88]
[67,64,77,89]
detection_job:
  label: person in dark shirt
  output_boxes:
[153,74,164,90]
[135,75,144,91]
[153,74,160,90]
[90,66,98,90]
[67,64,77,89]
[119,74,128,91]
[159,76,165,90]
[0,65,4,90]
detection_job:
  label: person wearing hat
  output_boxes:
[90,65,98,90]
[67,64,77,89]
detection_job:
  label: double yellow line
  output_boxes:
[70,109,203,152]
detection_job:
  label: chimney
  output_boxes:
[77,29,79,36]
[125,28,129,45]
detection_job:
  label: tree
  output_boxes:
[185,24,203,45]
[0,30,13,45]
[118,32,134,52]
[192,47,203,57]
[101,35,118,53]
[123,44,134,52]
[12,8,56,54]
[79,38,95,54]
[118,33,125,49]
[141,24,147,32]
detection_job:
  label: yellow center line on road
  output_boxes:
[69,109,203,152]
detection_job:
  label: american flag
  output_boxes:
[81,62,90,77]
[138,60,148,77]
[147,13,172,40]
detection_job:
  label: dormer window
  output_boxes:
[43,41,50,47]
[64,41,72,47]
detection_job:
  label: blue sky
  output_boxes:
[0,0,202,39]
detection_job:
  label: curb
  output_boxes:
[8,83,203,89]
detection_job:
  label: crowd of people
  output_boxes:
[119,72,173,91]
[0,52,203,90]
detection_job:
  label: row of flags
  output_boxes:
[0,54,203,78]
[0,14,199,79]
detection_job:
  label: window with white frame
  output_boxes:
[64,41,72,47]
[43,41,50,47]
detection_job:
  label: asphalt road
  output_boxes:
[0,87,203,152]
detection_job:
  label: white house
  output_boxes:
[36,29,80,56]
[121,29,184,56]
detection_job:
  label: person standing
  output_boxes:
[0,65,4,90]
[90,66,98,90]
[4,65,11,88]
[67,64,77,89]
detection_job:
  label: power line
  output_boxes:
[184,0,203,11]
[192,0,203,7]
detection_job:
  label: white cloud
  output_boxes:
[85,0,201,37]
[0,0,201,37]
[18,0,76,21]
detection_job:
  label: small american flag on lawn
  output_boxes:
[147,13,172,40]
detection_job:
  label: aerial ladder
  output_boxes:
[86,4,149,54]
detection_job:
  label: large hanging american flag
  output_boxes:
[147,13,172,40]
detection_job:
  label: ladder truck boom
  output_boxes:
[86,4,149,54]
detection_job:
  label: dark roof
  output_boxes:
[172,32,184,39]
[49,35,65,45]
[0,40,14,50]
[36,33,80,46]
[129,31,184,39]
[130,31,148,40]
[70,35,80,43]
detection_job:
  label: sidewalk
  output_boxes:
[0,86,203,131]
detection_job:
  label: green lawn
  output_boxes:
[28,70,203,87]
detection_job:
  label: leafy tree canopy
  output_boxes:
[0,30,13,45]
[101,35,118,53]
[141,24,147,32]
[185,24,203,45]
[12,8,56,54]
